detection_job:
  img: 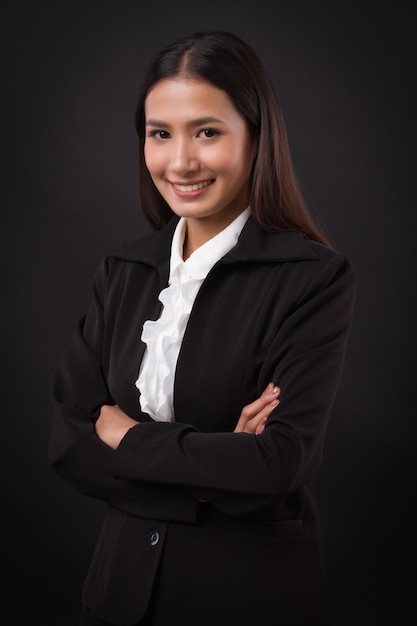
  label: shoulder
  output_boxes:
[111,224,174,263]
[302,238,355,273]
[86,221,176,298]
[239,221,356,301]
[99,217,180,271]
[227,217,355,275]
[288,240,356,314]
[305,239,355,282]
[283,237,356,296]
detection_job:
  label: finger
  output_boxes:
[255,419,267,435]
[241,384,280,419]
[241,398,280,434]
[253,398,279,427]
[234,384,280,433]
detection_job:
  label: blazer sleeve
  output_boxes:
[109,252,356,516]
[48,257,199,523]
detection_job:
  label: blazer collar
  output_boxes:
[111,214,320,267]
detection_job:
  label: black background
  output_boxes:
[3,1,416,624]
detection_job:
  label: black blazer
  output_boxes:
[49,216,356,625]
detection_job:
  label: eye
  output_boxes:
[148,129,170,139]
[197,128,219,139]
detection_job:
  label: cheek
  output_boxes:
[205,143,242,174]
[144,144,163,177]
[214,137,253,175]
[220,151,253,181]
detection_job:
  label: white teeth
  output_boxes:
[174,180,212,192]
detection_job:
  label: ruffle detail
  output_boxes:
[136,264,201,421]
[135,208,251,422]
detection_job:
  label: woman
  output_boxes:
[49,30,356,625]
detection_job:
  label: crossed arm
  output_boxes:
[95,383,281,450]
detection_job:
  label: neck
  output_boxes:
[182,209,247,260]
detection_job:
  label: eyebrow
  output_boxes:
[146,116,224,127]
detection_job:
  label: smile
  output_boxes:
[172,179,214,192]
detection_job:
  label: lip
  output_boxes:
[170,179,215,196]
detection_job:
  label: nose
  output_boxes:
[170,137,199,173]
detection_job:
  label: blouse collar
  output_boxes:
[169,207,251,283]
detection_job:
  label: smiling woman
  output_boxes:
[48,30,356,626]
[143,79,254,254]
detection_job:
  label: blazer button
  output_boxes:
[147,529,160,546]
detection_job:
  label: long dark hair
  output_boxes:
[135,31,331,246]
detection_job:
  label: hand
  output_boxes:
[95,404,139,449]
[234,383,280,435]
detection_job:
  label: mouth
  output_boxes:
[171,179,215,193]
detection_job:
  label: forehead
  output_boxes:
[145,78,240,120]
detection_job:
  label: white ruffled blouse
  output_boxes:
[135,207,251,422]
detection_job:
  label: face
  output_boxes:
[144,78,254,236]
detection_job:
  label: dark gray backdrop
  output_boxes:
[3,1,416,624]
